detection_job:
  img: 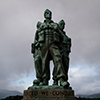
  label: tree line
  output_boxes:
[0,95,100,100]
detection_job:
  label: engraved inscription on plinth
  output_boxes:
[22,89,76,100]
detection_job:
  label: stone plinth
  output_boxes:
[22,89,76,100]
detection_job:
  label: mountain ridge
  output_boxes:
[76,93,100,98]
[0,89,22,99]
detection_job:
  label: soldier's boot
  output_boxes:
[52,80,58,85]
[60,78,70,88]
[33,79,40,86]
[39,79,48,86]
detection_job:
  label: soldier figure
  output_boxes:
[59,20,71,82]
[31,21,43,84]
[37,9,69,88]
[52,20,71,86]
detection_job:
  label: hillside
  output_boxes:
[0,89,22,99]
[76,93,100,98]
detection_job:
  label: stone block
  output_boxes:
[22,89,76,100]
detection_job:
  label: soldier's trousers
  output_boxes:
[41,43,66,81]
[34,49,42,81]
[62,53,69,81]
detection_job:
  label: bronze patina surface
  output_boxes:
[31,9,71,88]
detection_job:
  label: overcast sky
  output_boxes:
[0,0,100,95]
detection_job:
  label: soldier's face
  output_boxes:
[44,11,52,20]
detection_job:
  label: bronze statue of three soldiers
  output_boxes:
[31,9,71,89]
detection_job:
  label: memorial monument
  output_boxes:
[22,9,76,100]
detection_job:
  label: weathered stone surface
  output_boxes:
[22,89,76,100]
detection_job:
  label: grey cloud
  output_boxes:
[69,67,100,95]
[0,0,100,94]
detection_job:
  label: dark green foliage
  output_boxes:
[0,95,22,100]
[0,96,100,100]
[75,97,100,100]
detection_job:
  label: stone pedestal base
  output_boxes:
[22,89,76,100]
